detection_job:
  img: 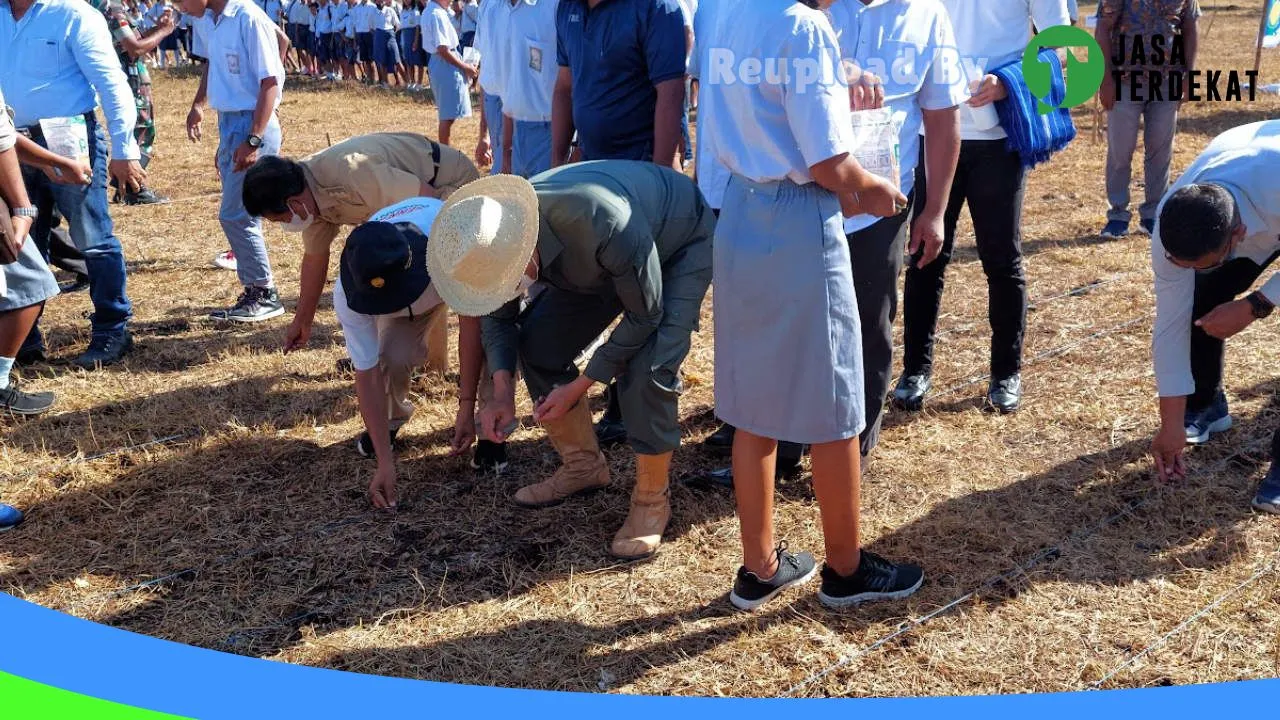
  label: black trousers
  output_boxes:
[1188,252,1280,413]
[903,139,1027,380]
[848,200,912,455]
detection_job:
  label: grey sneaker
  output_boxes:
[211,286,285,323]
[0,383,56,416]
[729,542,818,611]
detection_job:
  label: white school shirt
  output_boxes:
[500,0,559,123]
[285,0,312,23]
[938,0,1070,140]
[826,0,967,234]
[374,4,397,30]
[334,198,447,371]
[316,3,333,33]
[425,4,459,52]
[265,0,283,22]
[473,0,506,94]
[191,0,286,113]
[703,0,854,186]
[330,1,348,25]
[461,0,478,33]
[400,7,418,28]
[1152,121,1280,398]
[688,0,729,208]
[353,1,376,30]
[345,10,357,36]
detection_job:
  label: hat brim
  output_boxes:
[341,222,432,316]
[426,175,540,317]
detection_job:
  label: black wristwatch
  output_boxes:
[1246,291,1274,319]
[246,134,263,149]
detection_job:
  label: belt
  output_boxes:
[429,140,441,187]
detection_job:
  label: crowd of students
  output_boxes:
[1,0,1277,613]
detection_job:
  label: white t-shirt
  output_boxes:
[191,0,286,113]
[335,197,447,372]
[425,4,459,52]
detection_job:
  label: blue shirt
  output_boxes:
[555,0,686,161]
[0,0,140,160]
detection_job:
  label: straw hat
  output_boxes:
[427,175,541,317]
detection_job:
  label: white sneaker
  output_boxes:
[212,251,237,272]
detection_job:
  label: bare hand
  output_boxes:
[850,70,885,111]
[369,463,398,509]
[233,142,259,172]
[463,64,479,81]
[187,106,204,142]
[475,135,492,168]
[532,380,588,425]
[909,207,945,269]
[449,404,476,456]
[108,159,146,194]
[283,317,312,353]
[858,175,909,218]
[1099,75,1117,112]
[1150,424,1187,483]
[9,215,32,244]
[967,75,1008,108]
[1195,299,1255,341]
[479,397,517,443]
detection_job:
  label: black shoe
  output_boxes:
[58,273,90,294]
[471,439,509,474]
[987,374,1022,414]
[702,423,735,454]
[356,425,401,459]
[71,331,133,370]
[729,543,818,611]
[817,550,924,609]
[210,286,285,323]
[698,451,805,488]
[15,344,47,366]
[892,372,931,411]
[0,383,56,416]
[594,417,628,447]
[122,186,169,206]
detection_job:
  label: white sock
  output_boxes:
[0,357,14,390]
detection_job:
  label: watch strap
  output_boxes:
[1246,291,1274,319]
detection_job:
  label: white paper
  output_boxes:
[462,47,481,66]
[38,116,89,165]
[849,107,901,189]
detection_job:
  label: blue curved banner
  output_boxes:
[1,593,1276,718]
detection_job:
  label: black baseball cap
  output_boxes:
[340,221,432,316]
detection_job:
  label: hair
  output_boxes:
[242,156,309,218]
[1158,183,1239,262]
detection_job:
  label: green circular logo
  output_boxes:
[1022,25,1106,113]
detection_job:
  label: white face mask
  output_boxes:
[280,204,315,233]
[517,272,536,294]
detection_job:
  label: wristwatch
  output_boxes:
[246,134,263,149]
[1246,291,1275,319]
[12,206,37,219]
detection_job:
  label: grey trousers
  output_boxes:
[848,199,911,456]
[517,238,713,456]
[1106,95,1178,224]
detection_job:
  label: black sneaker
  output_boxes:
[122,186,169,205]
[15,344,46,366]
[817,550,924,609]
[0,383,56,416]
[71,330,133,370]
[58,273,90,294]
[729,543,818,611]
[702,423,735,455]
[987,374,1022,414]
[594,417,628,447]
[356,425,401,459]
[210,286,285,323]
[471,439,509,474]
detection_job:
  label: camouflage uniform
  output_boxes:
[87,0,157,165]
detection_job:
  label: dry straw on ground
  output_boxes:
[2,3,1279,697]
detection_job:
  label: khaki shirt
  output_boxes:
[300,132,481,255]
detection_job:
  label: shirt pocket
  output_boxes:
[23,36,62,81]
[524,36,547,76]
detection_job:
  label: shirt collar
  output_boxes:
[536,213,564,269]
[217,0,247,20]
[301,164,345,220]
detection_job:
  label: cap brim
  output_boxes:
[341,224,432,316]
[426,175,540,317]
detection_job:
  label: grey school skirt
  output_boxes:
[712,175,865,445]
[0,236,59,312]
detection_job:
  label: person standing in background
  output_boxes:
[399,0,421,89]
[473,0,508,173]
[284,0,315,73]
[183,0,287,323]
[424,0,476,145]
[895,0,1071,415]
[500,0,558,178]
[459,0,477,46]
[372,0,404,88]
[1,0,145,369]
[354,0,378,83]
[1096,0,1200,239]
[328,0,348,78]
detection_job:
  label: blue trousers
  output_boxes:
[511,120,552,178]
[483,92,504,175]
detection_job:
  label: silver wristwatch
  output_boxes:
[12,206,37,219]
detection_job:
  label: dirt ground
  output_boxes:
[2,3,1279,698]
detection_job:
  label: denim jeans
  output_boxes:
[22,114,132,337]
[217,111,281,289]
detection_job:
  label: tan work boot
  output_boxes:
[513,398,611,508]
[610,451,673,560]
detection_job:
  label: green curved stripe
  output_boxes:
[0,671,191,719]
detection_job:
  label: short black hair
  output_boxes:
[1158,183,1239,262]
[243,156,308,218]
